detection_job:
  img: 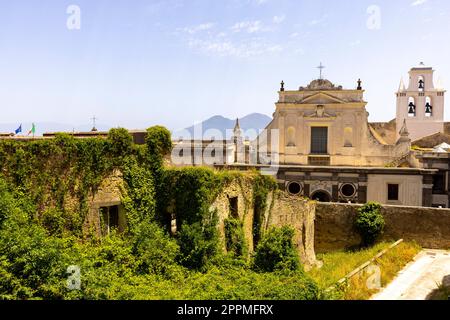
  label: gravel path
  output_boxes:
[371,250,450,300]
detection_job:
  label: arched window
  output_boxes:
[425,96,433,117]
[418,76,425,92]
[408,97,416,117]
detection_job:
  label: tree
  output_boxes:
[355,202,385,247]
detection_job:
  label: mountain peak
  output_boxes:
[175,113,272,140]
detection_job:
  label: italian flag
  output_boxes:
[28,123,36,136]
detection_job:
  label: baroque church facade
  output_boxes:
[173,64,449,208]
[263,78,410,167]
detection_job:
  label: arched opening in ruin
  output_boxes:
[310,190,332,203]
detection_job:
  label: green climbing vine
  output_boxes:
[252,173,278,248]
[0,126,323,300]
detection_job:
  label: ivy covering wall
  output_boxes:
[0,127,321,300]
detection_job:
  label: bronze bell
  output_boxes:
[408,102,416,114]
[419,80,424,89]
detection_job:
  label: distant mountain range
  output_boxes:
[0,113,273,140]
[174,113,272,140]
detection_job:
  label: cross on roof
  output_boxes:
[91,116,98,132]
[317,62,325,80]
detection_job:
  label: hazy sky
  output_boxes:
[0,0,449,131]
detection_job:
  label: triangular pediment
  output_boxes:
[300,92,345,104]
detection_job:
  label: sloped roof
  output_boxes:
[413,132,450,149]
[368,125,389,145]
[435,142,450,149]
[433,147,448,153]
[369,119,397,145]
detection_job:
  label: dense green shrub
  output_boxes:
[0,179,18,227]
[121,159,157,231]
[146,126,172,170]
[131,221,181,277]
[254,226,300,272]
[160,167,223,224]
[355,202,385,246]
[0,130,138,234]
[41,208,66,237]
[0,125,324,300]
[176,266,320,300]
[0,187,71,299]
[252,174,278,247]
[0,175,321,300]
[107,128,133,162]
[224,218,247,258]
[157,167,226,269]
[178,218,220,270]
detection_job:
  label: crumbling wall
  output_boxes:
[81,170,126,236]
[264,193,318,268]
[210,180,318,268]
[210,178,254,252]
[315,203,450,253]
[83,172,320,267]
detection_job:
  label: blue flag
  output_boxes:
[15,124,22,135]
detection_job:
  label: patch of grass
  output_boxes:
[427,282,450,300]
[309,242,421,300]
[309,242,391,289]
[345,242,421,300]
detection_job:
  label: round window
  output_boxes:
[287,182,302,195]
[341,183,356,198]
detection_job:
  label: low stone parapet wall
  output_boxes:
[315,203,450,253]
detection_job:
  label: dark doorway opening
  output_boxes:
[100,205,120,234]
[229,197,239,218]
[310,190,331,203]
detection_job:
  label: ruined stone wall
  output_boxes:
[315,203,450,253]
[210,178,255,252]
[81,170,126,236]
[264,193,318,267]
[79,171,318,269]
[210,180,318,268]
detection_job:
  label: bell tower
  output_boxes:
[396,63,445,142]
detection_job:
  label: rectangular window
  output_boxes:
[432,173,445,194]
[387,184,399,201]
[109,205,119,229]
[311,127,328,155]
[229,197,238,218]
[100,205,120,234]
